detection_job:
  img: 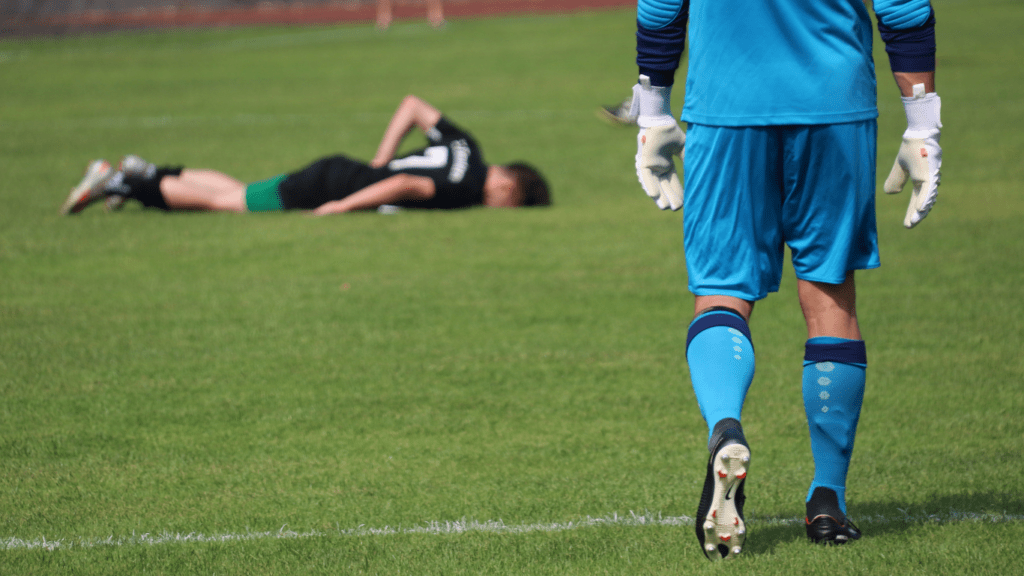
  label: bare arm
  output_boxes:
[311,173,435,215]
[369,95,443,168]
[893,71,935,97]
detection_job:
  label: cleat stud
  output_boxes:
[738,528,745,535]
[732,546,742,555]
[704,521,715,531]
[721,454,731,462]
[706,544,716,553]
[741,456,750,463]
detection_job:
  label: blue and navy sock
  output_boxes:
[686,309,755,446]
[803,337,867,514]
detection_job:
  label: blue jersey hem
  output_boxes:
[682,109,878,127]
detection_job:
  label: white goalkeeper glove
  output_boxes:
[883,83,942,228]
[630,75,684,211]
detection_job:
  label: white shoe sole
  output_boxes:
[700,443,750,560]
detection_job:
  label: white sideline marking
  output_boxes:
[3,510,1022,552]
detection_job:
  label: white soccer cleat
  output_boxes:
[61,159,113,215]
[118,154,155,177]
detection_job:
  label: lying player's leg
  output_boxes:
[62,156,252,213]
[160,170,247,212]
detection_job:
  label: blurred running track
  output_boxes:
[2,0,633,36]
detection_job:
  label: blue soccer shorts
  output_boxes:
[681,120,881,301]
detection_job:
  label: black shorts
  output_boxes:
[277,155,377,210]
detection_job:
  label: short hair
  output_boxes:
[504,162,551,207]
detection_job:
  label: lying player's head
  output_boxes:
[503,162,551,207]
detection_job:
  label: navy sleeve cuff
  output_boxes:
[636,8,688,87]
[878,10,937,73]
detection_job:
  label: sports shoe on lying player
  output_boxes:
[60,159,114,215]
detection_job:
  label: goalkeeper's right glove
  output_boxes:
[883,83,942,229]
[630,75,684,211]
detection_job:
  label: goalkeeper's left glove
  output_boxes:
[883,83,942,229]
[630,75,684,211]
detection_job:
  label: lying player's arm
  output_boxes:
[369,95,443,168]
[311,173,435,215]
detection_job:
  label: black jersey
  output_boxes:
[276,117,488,210]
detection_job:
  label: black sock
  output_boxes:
[120,166,182,211]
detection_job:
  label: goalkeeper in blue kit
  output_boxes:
[630,0,942,560]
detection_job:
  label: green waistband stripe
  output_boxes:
[245,175,286,212]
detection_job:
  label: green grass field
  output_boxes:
[2,1,1023,573]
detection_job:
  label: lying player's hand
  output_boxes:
[312,200,350,215]
[636,123,685,211]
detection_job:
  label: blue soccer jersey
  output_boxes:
[636,0,935,126]
[683,0,878,126]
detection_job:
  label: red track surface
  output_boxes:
[3,0,634,36]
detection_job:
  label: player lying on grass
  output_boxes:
[61,95,550,215]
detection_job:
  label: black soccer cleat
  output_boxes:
[695,418,750,561]
[805,487,862,544]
